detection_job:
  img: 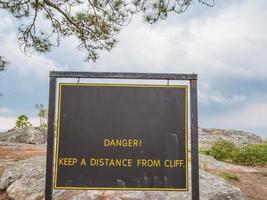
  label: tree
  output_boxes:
[34,104,48,128]
[0,56,8,71]
[15,115,32,128]
[0,56,9,96]
[0,0,214,62]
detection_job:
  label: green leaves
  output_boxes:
[33,36,52,52]
[137,0,193,23]
[0,56,8,71]
[34,104,48,128]
[15,115,32,129]
[0,0,30,18]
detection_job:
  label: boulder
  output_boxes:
[0,156,45,200]
[0,156,246,200]
[0,127,47,145]
[199,154,259,173]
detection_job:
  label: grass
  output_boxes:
[199,147,211,155]
[220,172,240,181]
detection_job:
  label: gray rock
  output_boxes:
[198,170,246,200]
[198,128,262,148]
[55,169,246,200]
[0,156,45,200]
[0,127,47,145]
[199,154,259,173]
[0,156,246,200]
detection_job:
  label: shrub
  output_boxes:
[208,139,238,161]
[199,147,211,155]
[233,142,267,165]
[206,139,267,166]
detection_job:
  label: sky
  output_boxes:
[0,0,267,138]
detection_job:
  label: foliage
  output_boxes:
[199,147,211,155]
[207,139,238,161]
[15,115,32,128]
[233,142,267,165]
[204,139,267,166]
[0,0,214,62]
[0,56,8,71]
[135,0,214,24]
[34,104,48,128]
[220,172,239,181]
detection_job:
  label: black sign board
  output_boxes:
[54,83,188,191]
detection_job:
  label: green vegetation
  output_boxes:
[206,139,238,160]
[233,142,267,165]
[34,104,48,128]
[220,172,240,181]
[15,115,32,128]
[202,139,267,166]
[199,147,210,155]
[0,56,8,71]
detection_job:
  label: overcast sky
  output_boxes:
[0,0,267,137]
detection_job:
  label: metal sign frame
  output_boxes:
[45,71,199,200]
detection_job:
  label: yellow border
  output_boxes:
[185,86,188,191]
[54,83,189,191]
[54,83,62,189]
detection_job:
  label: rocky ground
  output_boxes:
[0,127,46,145]
[200,155,267,200]
[0,141,46,200]
[198,128,263,148]
[0,152,246,200]
[0,127,265,200]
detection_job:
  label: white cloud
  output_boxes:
[83,0,267,82]
[199,84,246,105]
[0,14,13,33]
[0,12,67,81]
[0,107,9,114]
[200,93,246,105]
[201,101,267,137]
[0,117,39,132]
[0,32,65,80]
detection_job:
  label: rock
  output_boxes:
[55,170,246,200]
[0,127,47,145]
[198,170,246,200]
[198,128,262,148]
[0,156,45,200]
[0,156,246,200]
[199,154,259,173]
